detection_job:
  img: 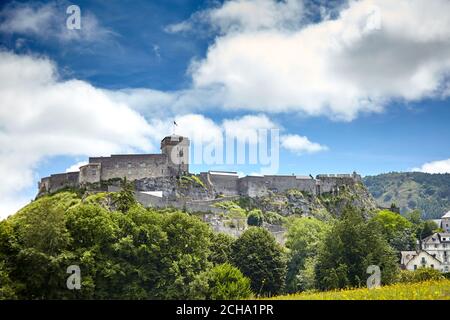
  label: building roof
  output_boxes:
[401,250,443,266]
[208,171,239,176]
[400,251,417,265]
[422,232,450,244]
[422,233,441,244]
[442,211,450,218]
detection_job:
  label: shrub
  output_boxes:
[398,268,444,283]
[189,263,253,300]
[247,209,263,227]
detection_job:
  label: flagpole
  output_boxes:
[173,120,177,135]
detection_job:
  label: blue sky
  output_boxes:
[1,0,450,217]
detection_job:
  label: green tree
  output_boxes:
[189,263,252,299]
[0,261,17,299]
[158,212,213,299]
[209,233,235,265]
[113,178,136,213]
[370,210,416,251]
[420,220,439,239]
[231,227,286,296]
[405,210,439,240]
[0,191,218,300]
[315,206,399,290]
[285,217,329,292]
[247,209,263,227]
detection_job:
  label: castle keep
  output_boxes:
[38,134,362,200]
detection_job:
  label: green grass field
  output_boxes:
[267,280,450,300]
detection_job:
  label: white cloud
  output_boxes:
[0,51,155,219]
[222,114,277,143]
[180,0,450,120]
[412,159,450,174]
[65,161,88,173]
[208,0,304,33]
[165,0,304,34]
[281,134,328,154]
[0,1,115,43]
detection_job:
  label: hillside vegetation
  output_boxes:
[0,182,444,300]
[363,172,450,219]
[268,279,450,300]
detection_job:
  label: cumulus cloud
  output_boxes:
[412,159,450,174]
[172,0,303,34]
[176,0,450,120]
[0,1,115,42]
[281,134,328,154]
[0,51,155,219]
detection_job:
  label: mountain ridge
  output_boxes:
[363,172,450,219]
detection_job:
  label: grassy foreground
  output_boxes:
[267,279,450,300]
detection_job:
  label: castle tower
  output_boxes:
[161,135,190,176]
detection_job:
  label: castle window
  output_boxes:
[431,264,434,268]
[414,265,417,270]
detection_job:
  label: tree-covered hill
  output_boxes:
[363,172,450,219]
[1,186,443,299]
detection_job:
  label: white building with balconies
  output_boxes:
[401,211,450,273]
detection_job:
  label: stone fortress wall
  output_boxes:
[38,134,362,199]
[198,171,362,198]
[38,135,190,194]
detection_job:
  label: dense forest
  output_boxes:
[363,172,450,219]
[0,184,445,300]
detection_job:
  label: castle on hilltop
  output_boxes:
[39,135,190,194]
[38,134,362,199]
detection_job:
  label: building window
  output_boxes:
[128,162,132,168]
[431,264,434,269]
[421,257,426,265]
[435,244,438,248]
[414,265,417,270]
